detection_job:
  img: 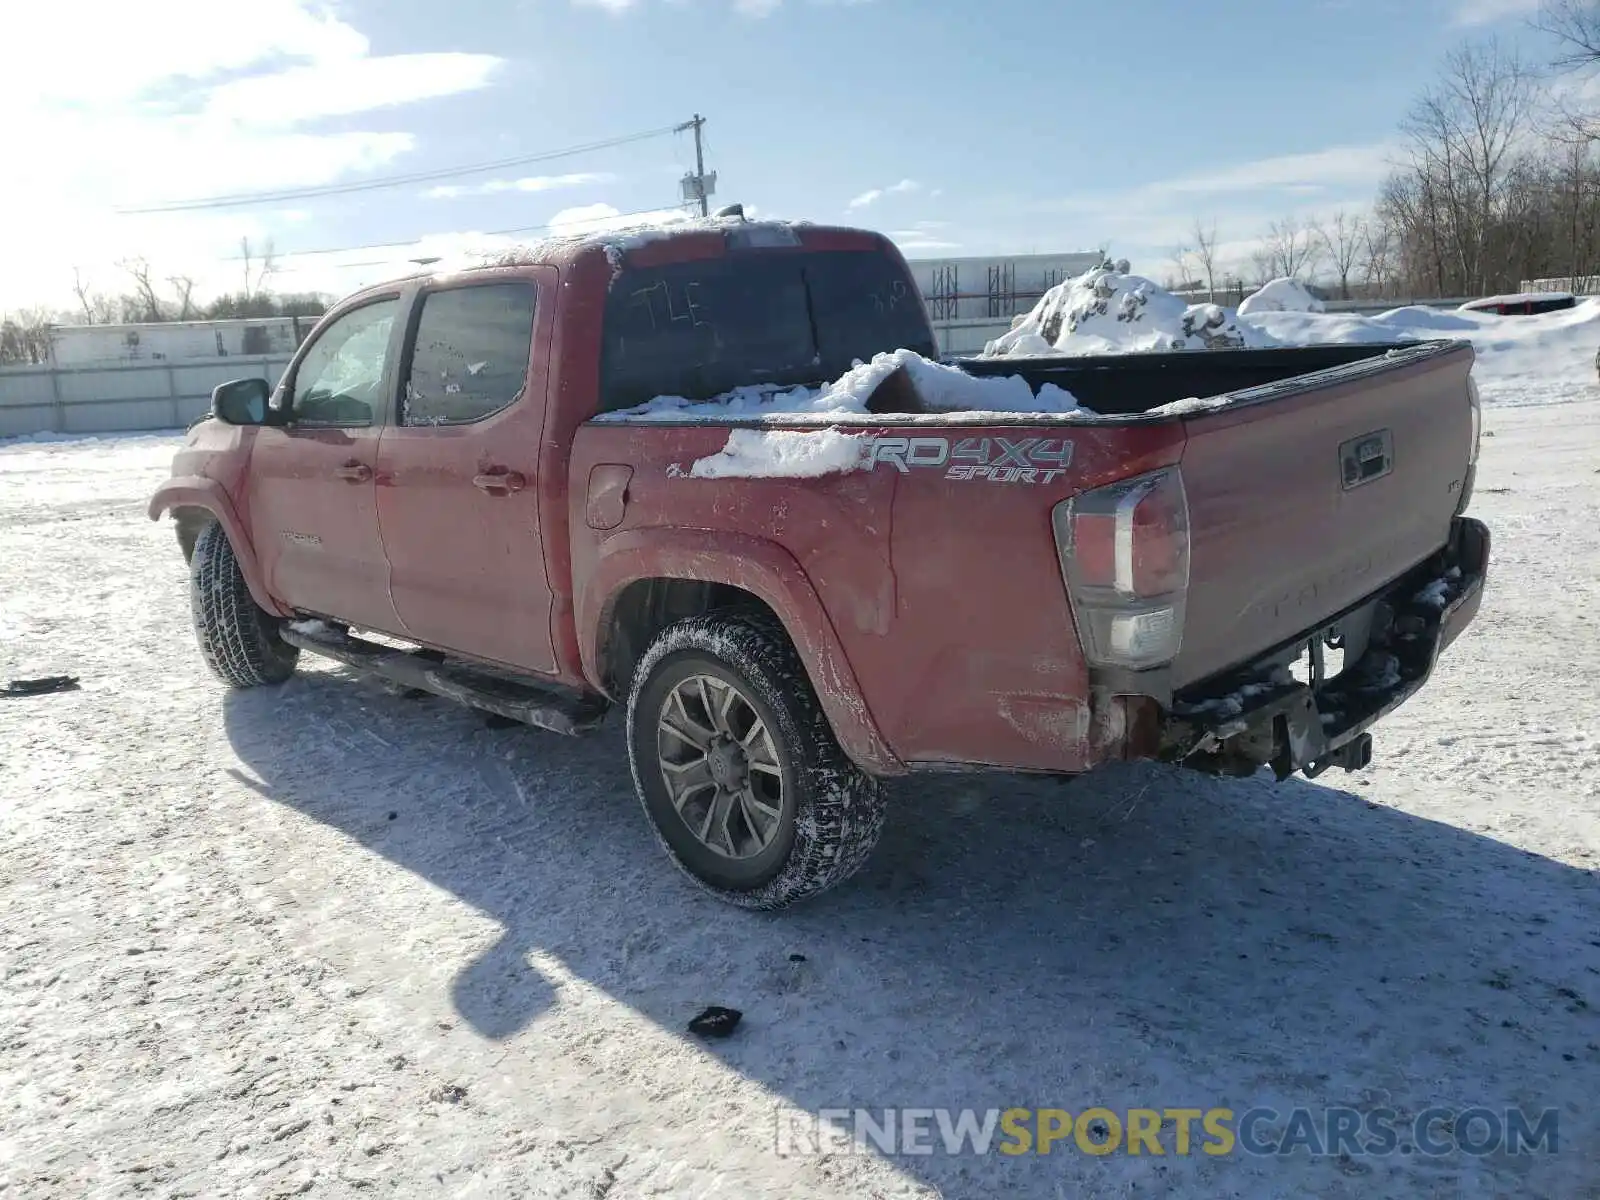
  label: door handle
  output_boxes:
[335,462,372,483]
[473,470,527,494]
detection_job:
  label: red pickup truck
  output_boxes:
[151,219,1489,909]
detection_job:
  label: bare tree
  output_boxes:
[1261,215,1322,280]
[1167,243,1197,292]
[1315,210,1367,299]
[118,258,166,322]
[1396,39,1536,293]
[0,307,53,364]
[71,267,96,323]
[1361,218,1398,297]
[168,275,198,321]
[1191,218,1221,301]
[1537,0,1600,70]
[240,237,278,300]
[1248,247,1277,288]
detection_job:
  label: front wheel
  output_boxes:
[189,520,299,688]
[626,614,887,909]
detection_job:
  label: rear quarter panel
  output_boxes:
[571,418,1183,774]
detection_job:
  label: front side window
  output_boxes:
[292,298,398,427]
[402,283,538,426]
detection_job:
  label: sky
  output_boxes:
[0,0,1572,313]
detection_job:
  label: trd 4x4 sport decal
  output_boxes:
[868,436,1074,484]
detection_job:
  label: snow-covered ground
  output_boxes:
[4,383,1599,1198]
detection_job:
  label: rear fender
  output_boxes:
[581,529,905,777]
[149,477,288,617]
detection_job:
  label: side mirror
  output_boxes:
[211,378,270,425]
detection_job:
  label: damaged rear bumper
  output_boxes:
[1160,516,1489,780]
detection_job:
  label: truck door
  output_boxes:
[373,271,558,674]
[246,295,404,634]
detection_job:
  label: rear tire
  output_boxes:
[627,614,886,909]
[190,520,299,688]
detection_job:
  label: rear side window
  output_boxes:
[403,283,537,426]
[600,250,935,412]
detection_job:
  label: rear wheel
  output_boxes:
[189,520,299,688]
[626,614,886,909]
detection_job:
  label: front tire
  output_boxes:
[627,614,887,909]
[189,520,299,688]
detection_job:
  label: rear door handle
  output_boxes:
[335,463,372,483]
[473,470,527,494]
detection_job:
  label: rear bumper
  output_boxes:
[1159,516,1489,780]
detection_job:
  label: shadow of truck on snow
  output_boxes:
[223,668,1600,1199]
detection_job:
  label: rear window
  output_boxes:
[599,250,935,412]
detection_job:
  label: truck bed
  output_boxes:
[955,342,1412,416]
[572,338,1477,773]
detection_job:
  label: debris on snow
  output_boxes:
[985,267,1280,358]
[687,1007,743,1039]
[2,675,80,698]
[1238,278,1326,317]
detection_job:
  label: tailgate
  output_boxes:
[1172,341,1476,689]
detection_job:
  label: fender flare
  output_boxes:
[148,477,289,617]
[580,528,905,777]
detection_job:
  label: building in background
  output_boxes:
[47,318,310,367]
[904,251,1105,356]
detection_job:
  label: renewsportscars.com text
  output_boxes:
[774,1106,1560,1159]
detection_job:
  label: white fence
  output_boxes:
[0,357,291,439]
[1521,277,1600,295]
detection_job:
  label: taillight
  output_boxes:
[1054,468,1190,670]
[1459,375,1482,516]
[1467,375,1482,467]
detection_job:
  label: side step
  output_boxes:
[279,624,610,736]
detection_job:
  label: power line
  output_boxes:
[117,125,681,215]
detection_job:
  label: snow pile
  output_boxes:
[683,428,869,479]
[985,268,1280,358]
[1237,277,1326,316]
[984,265,1600,405]
[596,348,1085,424]
[1245,297,1600,401]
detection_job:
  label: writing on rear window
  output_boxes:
[601,250,936,413]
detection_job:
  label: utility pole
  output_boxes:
[676,114,715,217]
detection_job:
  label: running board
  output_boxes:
[279,625,610,736]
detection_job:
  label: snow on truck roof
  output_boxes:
[346,217,887,302]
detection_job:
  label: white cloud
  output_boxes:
[1144,144,1398,198]
[0,0,505,311]
[265,204,698,296]
[846,179,922,210]
[1450,0,1541,26]
[424,172,618,200]
[892,238,961,253]
[545,203,692,235]
[202,54,499,127]
[573,0,789,12]
[992,142,1397,283]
